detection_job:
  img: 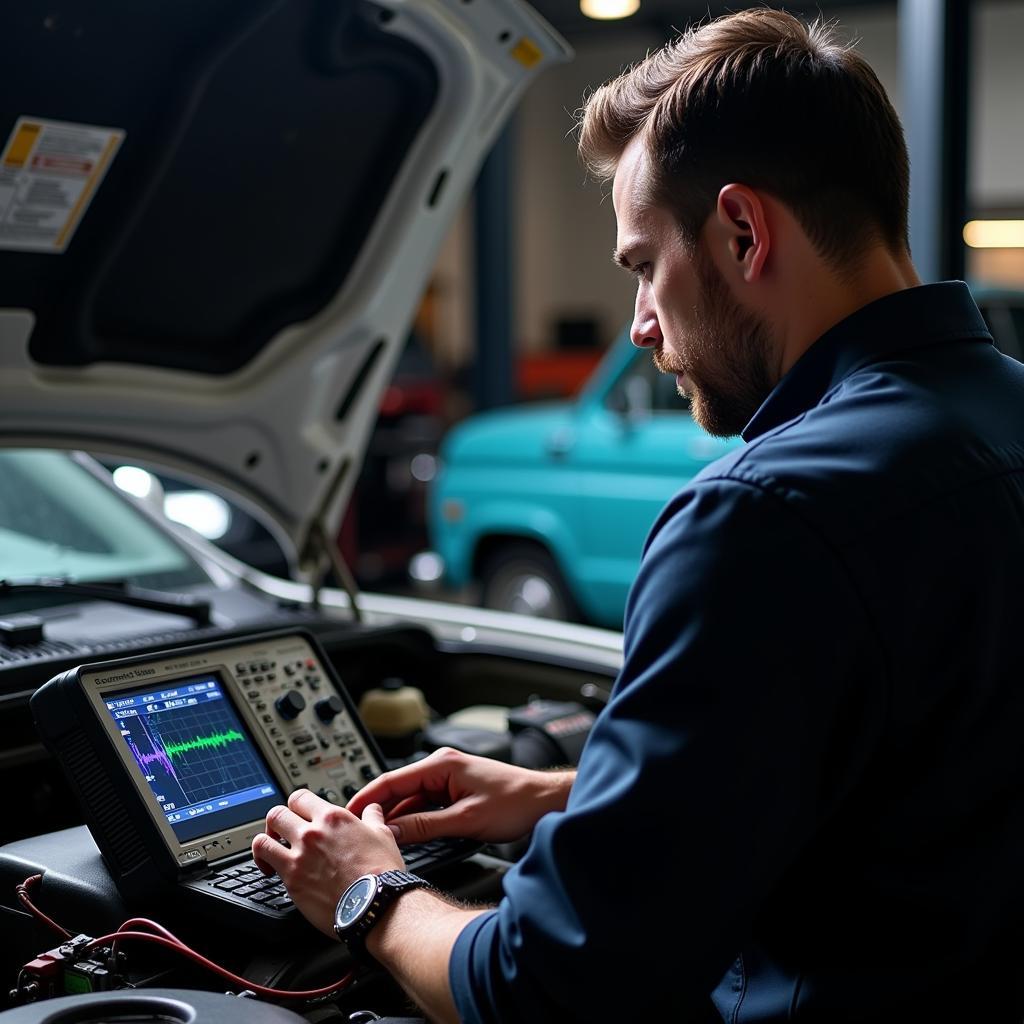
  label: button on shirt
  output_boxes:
[449,282,1024,1022]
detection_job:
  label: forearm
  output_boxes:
[532,767,576,816]
[366,889,490,1023]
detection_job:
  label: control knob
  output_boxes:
[315,695,344,723]
[275,690,306,721]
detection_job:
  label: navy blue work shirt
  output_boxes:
[449,282,1024,1022]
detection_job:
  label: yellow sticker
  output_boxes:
[0,116,124,253]
[510,37,543,69]
[4,122,41,168]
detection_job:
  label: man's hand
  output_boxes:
[251,788,405,938]
[347,747,575,845]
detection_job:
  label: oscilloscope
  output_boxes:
[30,629,477,933]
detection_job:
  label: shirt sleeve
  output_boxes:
[449,478,888,1023]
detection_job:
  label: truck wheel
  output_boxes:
[479,544,579,621]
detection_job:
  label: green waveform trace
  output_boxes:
[164,728,246,760]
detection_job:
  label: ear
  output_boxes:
[714,184,770,283]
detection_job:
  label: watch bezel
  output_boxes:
[334,873,380,935]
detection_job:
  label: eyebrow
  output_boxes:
[612,248,632,270]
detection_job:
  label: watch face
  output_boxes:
[337,875,377,930]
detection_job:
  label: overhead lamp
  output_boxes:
[112,465,156,500]
[164,491,233,541]
[963,220,1024,249]
[580,0,640,20]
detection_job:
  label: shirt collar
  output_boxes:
[741,281,994,442]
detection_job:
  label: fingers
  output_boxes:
[388,804,467,844]
[252,832,291,876]
[347,764,431,816]
[387,794,430,820]
[253,791,351,876]
[287,786,346,821]
[265,803,307,844]
[347,747,463,817]
[361,802,404,859]
[361,802,385,826]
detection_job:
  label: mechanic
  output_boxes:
[252,9,1024,1022]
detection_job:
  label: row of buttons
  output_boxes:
[236,660,275,676]
[293,726,323,770]
[246,672,278,686]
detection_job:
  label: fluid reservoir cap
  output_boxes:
[315,695,344,723]
[359,681,429,738]
[275,690,306,721]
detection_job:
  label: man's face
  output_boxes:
[611,139,776,437]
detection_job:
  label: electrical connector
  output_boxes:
[21,951,64,981]
[15,933,100,1003]
[57,934,95,960]
[63,960,113,995]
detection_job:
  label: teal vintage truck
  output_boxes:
[427,331,741,629]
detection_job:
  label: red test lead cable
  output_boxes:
[16,875,72,939]
[85,929,355,1002]
[16,875,355,1002]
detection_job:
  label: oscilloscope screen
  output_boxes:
[103,672,284,845]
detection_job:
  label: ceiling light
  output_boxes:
[112,465,156,499]
[164,491,232,541]
[580,0,640,20]
[963,220,1024,248]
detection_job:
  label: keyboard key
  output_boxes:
[267,896,293,909]
[215,879,243,891]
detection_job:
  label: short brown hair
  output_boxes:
[578,9,909,266]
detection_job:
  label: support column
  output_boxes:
[472,122,516,411]
[899,0,971,283]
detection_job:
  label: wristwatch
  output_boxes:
[333,869,430,961]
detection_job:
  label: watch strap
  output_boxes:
[378,868,428,892]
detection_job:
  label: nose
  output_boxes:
[630,286,662,349]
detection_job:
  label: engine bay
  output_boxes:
[0,611,616,1021]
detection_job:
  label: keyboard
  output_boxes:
[186,835,482,918]
[205,860,294,910]
[403,836,481,874]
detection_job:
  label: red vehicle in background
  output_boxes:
[339,334,447,586]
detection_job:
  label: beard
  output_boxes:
[653,246,776,437]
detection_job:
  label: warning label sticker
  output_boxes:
[0,117,124,253]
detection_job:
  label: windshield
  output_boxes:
[0,450,207,594]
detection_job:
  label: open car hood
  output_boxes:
[0,0,569,576]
